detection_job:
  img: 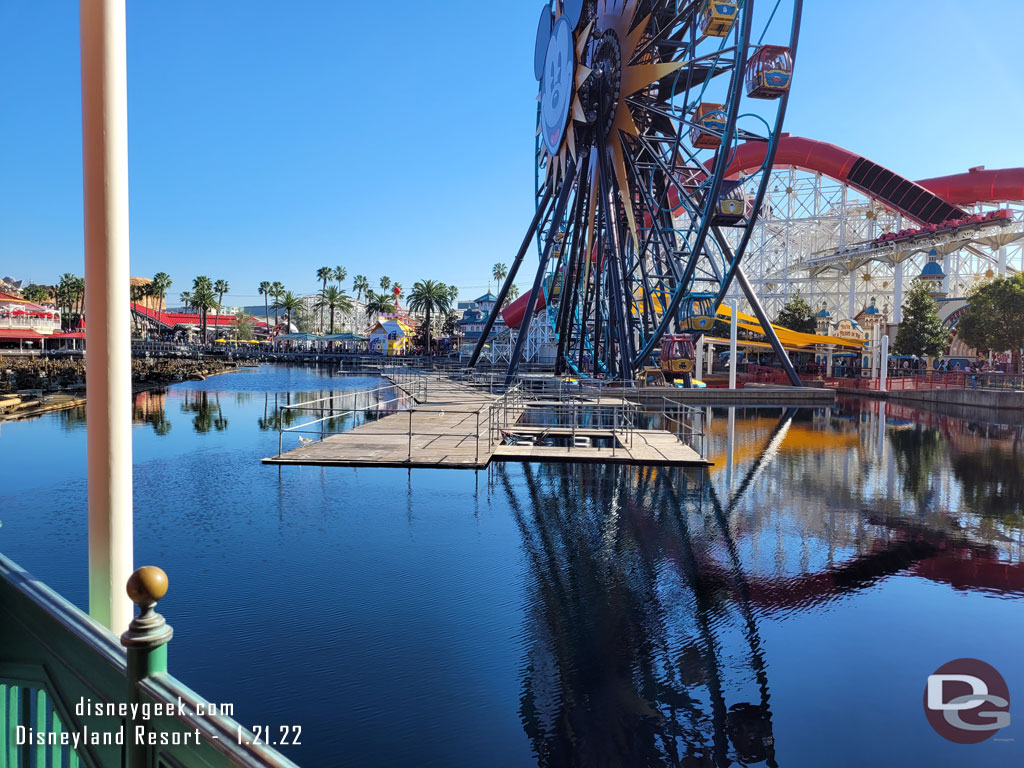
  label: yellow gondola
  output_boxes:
[699,0,738,38]
[690,103,725,149]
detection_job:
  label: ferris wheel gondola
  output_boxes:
[470,0,804,385]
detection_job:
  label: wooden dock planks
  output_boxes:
[262,377,709,469]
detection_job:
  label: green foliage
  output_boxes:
[55,273,84,328]
[379,276,391,292]
[492,262,508,286]
[269,281,285,324]
[150,272,172,322]
[273,290,303,332]
[773,292,817,334]
[22,284,50,303]
[893,280,947,357]
[233,312,256,341]
[441,309,459,337]
[956,273,1024,358]
[315,285,353,334]
[502,283,520,309]
[190,276,218,340]
[213,279,229,317]
[353,275,370,302]
[408,279,452,353]
[258,280,272,323]
[364,290,396,319]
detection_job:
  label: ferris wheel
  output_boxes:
[470,0,803,383]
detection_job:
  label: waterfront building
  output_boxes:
[0,291,61,352]
[367,317,415,355]
[130,302,271,340]
[456,292,505,346]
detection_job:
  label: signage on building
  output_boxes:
[834,319,866,341]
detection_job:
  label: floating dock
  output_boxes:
[262,378,709,470]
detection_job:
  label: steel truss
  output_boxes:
[724,167,1024,321]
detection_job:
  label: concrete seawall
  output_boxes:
[837,386,1024,411]
[630,385,835,406]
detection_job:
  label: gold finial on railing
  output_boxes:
[120,566,173,649]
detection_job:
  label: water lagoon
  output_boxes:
[1,365,1022,766]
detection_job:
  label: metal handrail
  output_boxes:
[660,396,706,457]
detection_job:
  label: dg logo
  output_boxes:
[924,659,1011,744]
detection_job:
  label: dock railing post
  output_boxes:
[408,410,413,462]
[475,411,480,464]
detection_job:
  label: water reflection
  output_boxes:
[132,389,171,435]
[253,385,409,438]
[180,390,229,433]
[499,462,776,767]
[499,399,1024,767]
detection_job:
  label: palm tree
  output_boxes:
[333,266,347,289]
[270,281,285,325]
[258,281,271,325]
[214,279,229,320]
[492,262,508,289]
[315,286,353,334]
[57,273,84,330]
[150,272,172,327]
[179,291,192,313]
[129,283,148,336]
[274,290,303,333]
[353,275,369,303]
[407,279,452,355]
[316,267,332,330]
[191,276,217,341]
[502,283,520,309]
[379,276,391,292]
[445,283,459,306]
[364,290,396,320]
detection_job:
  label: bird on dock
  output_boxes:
[297,436,313,446]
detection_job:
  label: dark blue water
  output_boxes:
[1,365,1022,766]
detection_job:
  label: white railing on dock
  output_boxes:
[488,385,640,456]
[660,397,706,457]
[276,379,424,455]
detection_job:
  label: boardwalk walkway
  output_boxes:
[262,376,708,469]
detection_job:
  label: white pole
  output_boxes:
[706,341,714,377]
[847,270,856,317]
[81,0,134,634]
[892,261,904,324]
[696,335,705,379]
[729,300,738,390]
[998,245,1007,276]
[879,333,889,393]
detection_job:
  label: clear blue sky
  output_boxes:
[1,0,1022,306]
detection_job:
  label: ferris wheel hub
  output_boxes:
[588,31,622,137]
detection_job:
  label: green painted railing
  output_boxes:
[0,554,299,768]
